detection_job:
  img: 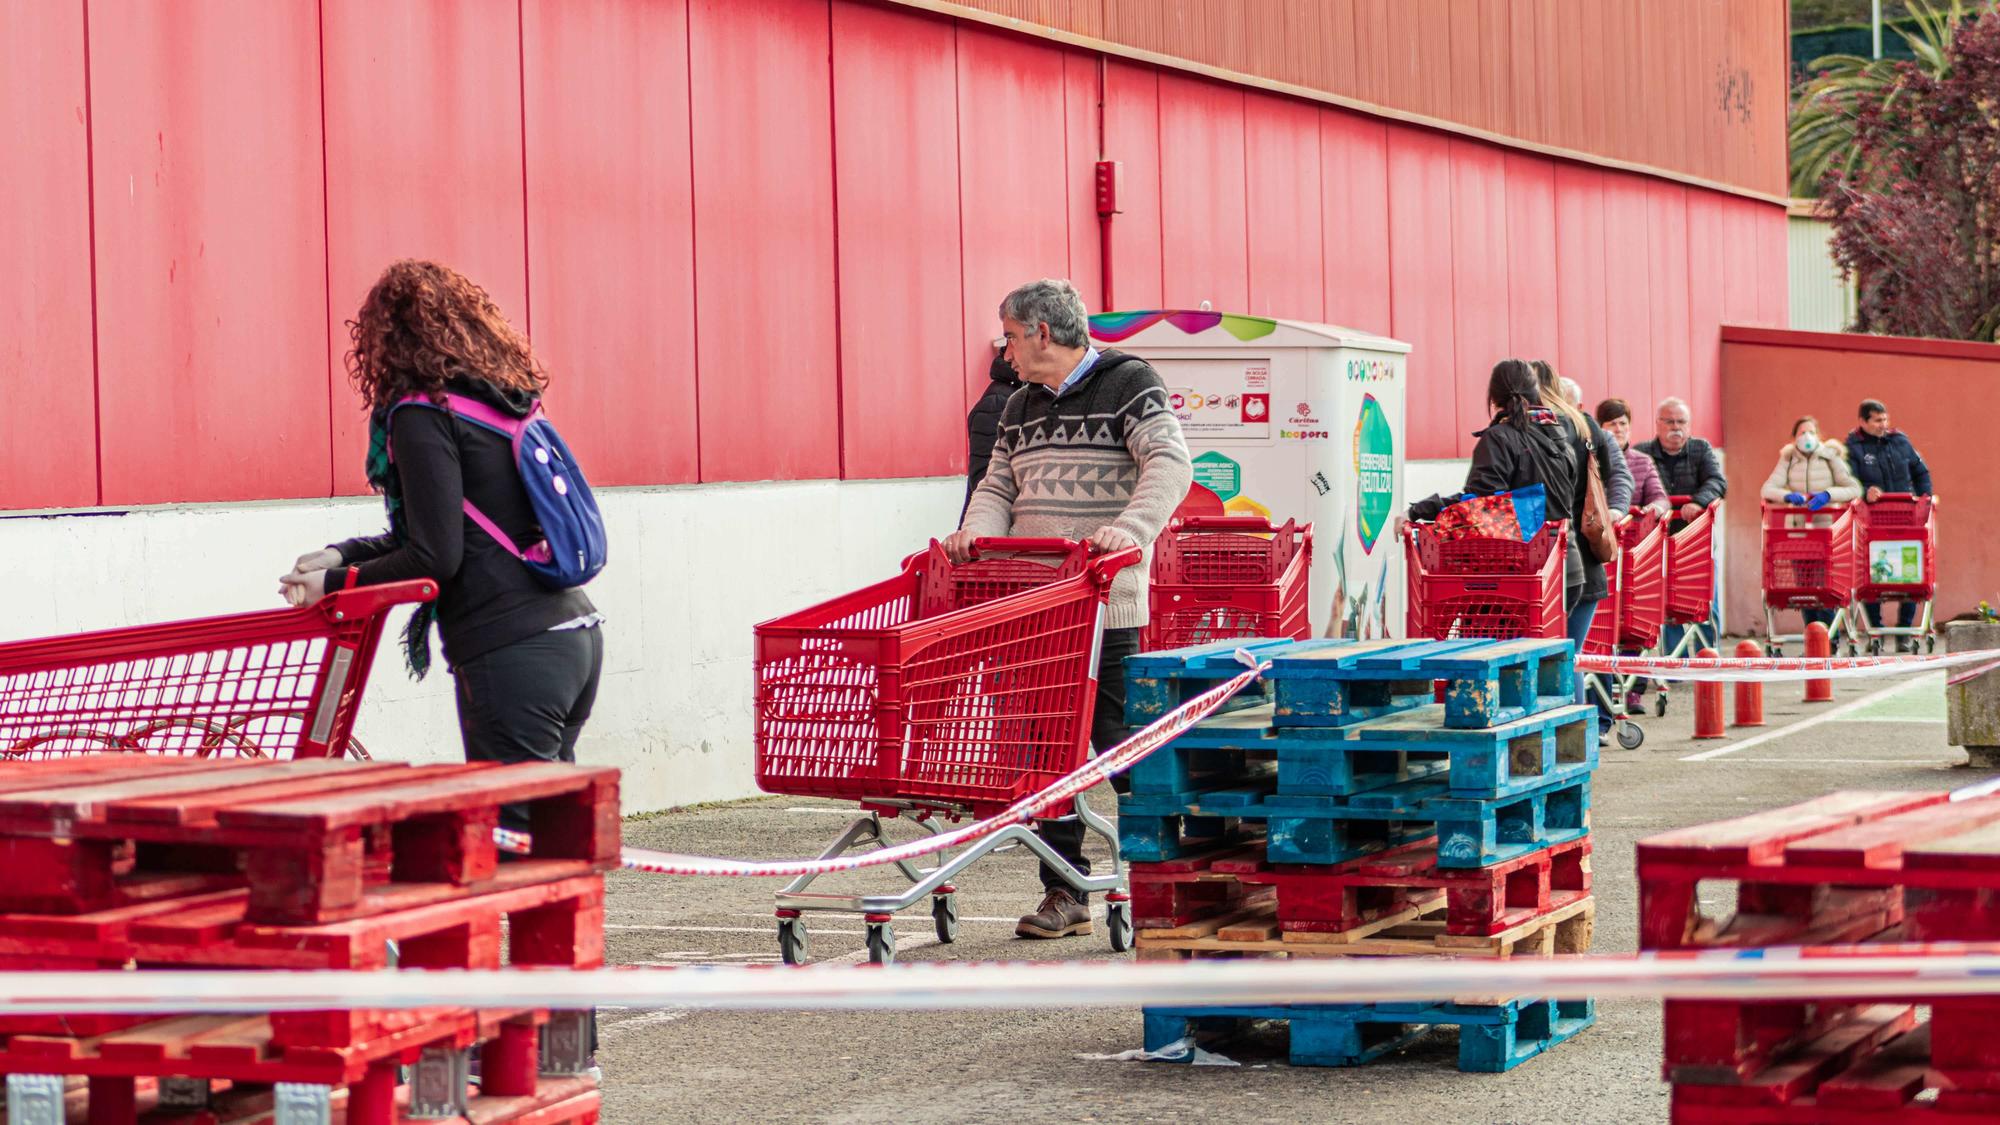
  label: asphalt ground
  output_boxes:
[594,658,1979,1124]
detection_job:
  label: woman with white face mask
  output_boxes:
[1761,415,1860,630]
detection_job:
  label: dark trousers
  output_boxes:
[1566,596,1605,717]
[1803,607,1837,629]
[453,625,605,833]
[1864,600,1919,630]
[1037,627,1141,901]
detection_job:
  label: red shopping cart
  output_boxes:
[1582,510,1667,749]
[1144,516,1312,650]
[0,581,435,761]
[1761,501,1859,655]
[1403,521,1568,641]
[1644,497,1722,717]
[1850,493,1939,655]
[753,537,1140,965]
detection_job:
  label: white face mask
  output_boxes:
[1797,432,1819,454]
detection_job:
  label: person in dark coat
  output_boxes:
[963,348,1022,518]
[1846,398,1935,644]
[1542,364,1631,742]
[1633,397,1727,525]
[1406,359,1587,606]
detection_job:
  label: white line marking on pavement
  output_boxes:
[1841,717,1946,724]
[1711,758,1959,765]
[1681,676,1944,761]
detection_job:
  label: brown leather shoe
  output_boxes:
[1016,888,1093,938]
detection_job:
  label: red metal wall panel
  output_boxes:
[831,1,966,480]
[322,0,528,494]
[1553,165,1609,395]
[1448,139,1509,457]
[0,1,96,509]
[689,0,840,482]
[89,0,329,506]
[1319,109,1392,334]
[1645,180,1693,425]
[1156,73,1248,313]
[1385,1,1453,123]
[1102,61,1163,313]
[1064,50,1105,311]
[522,0,698,489]
[1386,125,1458,461]
[1503,152,1559,369]
[1243,92,1323,322]
[1446,0,1502,137]
[1756,200,1790,330]
[1349,0,1393,109]
[1685,192,1727,440]
[1599,171,1654,418]
[956,25,1072,400]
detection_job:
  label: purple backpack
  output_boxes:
[392,393,608,589]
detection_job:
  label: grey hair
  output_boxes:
[1657,396,1691,418]
[1558,377,1582,406]
[999,279,1090,347]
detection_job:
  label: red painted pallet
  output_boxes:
[0,756,619,924]
[15,1076,602,1125]
[1670,1015,2000,1123]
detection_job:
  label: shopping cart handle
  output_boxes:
[1173,515,1279,533]
[968,537,1087,558]
[316,579,439,621]
[1085,545,1144,585]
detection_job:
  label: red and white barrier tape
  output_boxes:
[12,944,2000,1014]
[616,656,1269,877]
[1577,647,2000,685]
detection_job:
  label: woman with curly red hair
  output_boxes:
[281,260,603,793]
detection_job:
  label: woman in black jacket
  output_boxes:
[1407,359,1587,608]
[1536,361,1632,737]
[964,348,1023,517]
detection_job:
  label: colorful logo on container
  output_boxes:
[1087,310,1279,342]
[1346,358,1396,383]
[1354,394,1394,553]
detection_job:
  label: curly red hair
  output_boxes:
[344,260,546,411]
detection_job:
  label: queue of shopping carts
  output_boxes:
[1761,492,1939,656]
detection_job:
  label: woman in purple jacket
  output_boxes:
[1596,398,1670,714]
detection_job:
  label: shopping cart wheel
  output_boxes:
[1846,641,1858,657]
[1766,644,1782,658]
[1927,635,1937,654]
[866,922,896,965]
[1107,901,1134,953]
[1655,693,1669,718]
[932,895,959,944]
[1869,637,1884,657]
[777,918,810,966]
[1617,722,1645,751]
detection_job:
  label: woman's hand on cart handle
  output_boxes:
[291,547,342,575]
[1084,543,1144,585]
[1084,526,1138,556]
[278,568,328,609]
[940,529,979,564]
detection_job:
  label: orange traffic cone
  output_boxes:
[1804,621,1834,703]
[1694,647,1727,739]
[1733,639,1766,727]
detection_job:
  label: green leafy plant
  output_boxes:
[1788,0,1977,196]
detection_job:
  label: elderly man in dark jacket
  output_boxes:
[1634,397,1727,524]
[1846,398,1934,645]
[963,349,1023,518]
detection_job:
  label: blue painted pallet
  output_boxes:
[1142,997,1596,1072]
[1339,702,1599,796]
[1270,637,1574,730]
[1125,703,1449,799]
[1117,774,1591,867]
[1123,637,1311,725]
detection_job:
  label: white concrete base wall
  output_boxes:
[1,478,964,813]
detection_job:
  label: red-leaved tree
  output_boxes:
[1823,11,2000,341]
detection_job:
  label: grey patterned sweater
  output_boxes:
[959,351,1193,629]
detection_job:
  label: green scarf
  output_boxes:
[365,406,439,679]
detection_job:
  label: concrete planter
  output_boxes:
[1946,621,2000,768]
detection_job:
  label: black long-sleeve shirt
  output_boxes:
[326,392,593,668]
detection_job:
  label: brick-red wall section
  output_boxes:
[0,0,1788,509]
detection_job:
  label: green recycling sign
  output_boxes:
[1354,394,1394,552]
[1190,451,1241,502]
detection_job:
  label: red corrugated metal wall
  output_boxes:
[1,0,1789,510]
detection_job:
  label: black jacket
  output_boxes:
[1635,437,1728,508]
[1844,428,1932,495]
[328,378,594,668]
[964,353,1023,517]
[1410,407,1587,593]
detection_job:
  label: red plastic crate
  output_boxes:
[753,539,1135,814]
[1762,502,1859,610]
[1852,493,1938,602]
[1404,522,1567,641]
[0,581,435,761]
[1665,497,1718,625]
[1146,517,1312,649]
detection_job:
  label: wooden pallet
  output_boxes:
[1267,637,1574,730]
[0,756,619,925]
[1135,892,1594,961]
[1142,996,1596,1072]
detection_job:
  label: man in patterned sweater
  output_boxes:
[946,278,1192,940]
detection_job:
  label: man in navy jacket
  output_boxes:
[1846,399,1934,646]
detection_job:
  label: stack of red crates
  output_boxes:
[0,754,619,1125]
[1143,517,1312,651]
[1638,790,2000,1121]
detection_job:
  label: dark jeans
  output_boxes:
[1803,607,1837,629]
[1864,600,1919,630]
[1038,627,1140,902]
[453,625,605,833]
[1566,595,1604,716]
